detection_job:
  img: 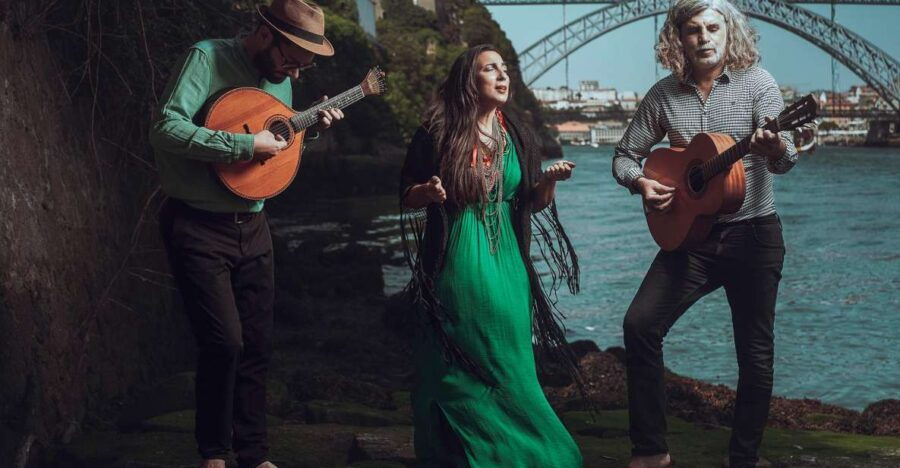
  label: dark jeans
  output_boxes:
[623,214,785,468]
[159,198,274,468]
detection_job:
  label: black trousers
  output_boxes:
[159,199,274,468]
[623,214,785,468]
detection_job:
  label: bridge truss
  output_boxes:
[507,0,900,113]
[481,1,900,5]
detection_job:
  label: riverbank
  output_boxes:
[560,139,900,148]
[42,222,900,467]
[817,138,900,147]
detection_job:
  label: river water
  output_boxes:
[271,144,899,410]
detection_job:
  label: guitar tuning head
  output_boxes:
[362,66,387,96]
[776,93,819,132]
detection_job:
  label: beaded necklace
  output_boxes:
[471,110,508,254]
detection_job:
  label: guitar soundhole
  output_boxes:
[265,116,294,147]
[688,166,706,194]
[269,120,290,139]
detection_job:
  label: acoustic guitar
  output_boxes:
[204,67,386,200]
[642,94,817,251]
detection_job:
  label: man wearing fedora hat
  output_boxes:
[149,2,343,467]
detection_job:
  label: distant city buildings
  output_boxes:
[412,0,437,12]
[532,87,572,104]
[531,80,640,112]
[537,81,894,146]
[532,81,640,145]
[552,120,627,146]
[555,121,592,144]
[780,84,896,144]
[781,84,893,115]
[591,121,626,145]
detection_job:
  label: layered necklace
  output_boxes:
[472,110,508,254]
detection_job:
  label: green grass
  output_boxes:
[564,410,900,468]
[52,408,900,467]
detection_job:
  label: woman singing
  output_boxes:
[400,44,584,467]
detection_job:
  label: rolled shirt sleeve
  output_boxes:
[149,48,255,163]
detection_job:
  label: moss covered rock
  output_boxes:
[860,399,900,436]
[267,423,359,467]
[304,400,411,427]
[349,426,416,464]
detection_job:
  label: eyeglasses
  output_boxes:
[275,38,314,71]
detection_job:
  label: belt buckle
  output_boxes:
[234,212,247,225]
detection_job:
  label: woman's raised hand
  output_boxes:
[544,160,576,182]
[422,176,447,203]
[401,176,446,209]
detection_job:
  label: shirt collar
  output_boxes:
[683,65,732,87]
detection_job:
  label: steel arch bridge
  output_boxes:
[512,0,900,113]
[482,1,900,5]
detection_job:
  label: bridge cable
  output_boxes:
[563,1,569,91]
[831,0,838,115]
[654,13,659,81]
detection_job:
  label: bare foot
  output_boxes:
[629,453,673,468]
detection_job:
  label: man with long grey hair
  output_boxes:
[612,1,797,467]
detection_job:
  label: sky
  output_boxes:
[485,3,900,95]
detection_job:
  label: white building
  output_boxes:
[556,121,592,144]
[591,125,626,145]
[532,87,573,103]
[413,0,436,12]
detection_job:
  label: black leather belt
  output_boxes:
[716,213,779,227]
[168,198,261,225]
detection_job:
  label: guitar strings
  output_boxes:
[290,86,365,130]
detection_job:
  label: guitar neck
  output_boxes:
[700,120,780,182]
[700,135,751,181]
[290,85,365,130]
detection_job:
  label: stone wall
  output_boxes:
[0,11,191,464]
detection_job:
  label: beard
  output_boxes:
[692,46,724,70]
[252,45,288,84]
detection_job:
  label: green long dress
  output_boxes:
[412,134,583,467]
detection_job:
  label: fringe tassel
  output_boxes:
[530,199,596,414]
[531,199,580,297]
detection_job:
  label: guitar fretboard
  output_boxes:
[699,120,780,181]
[289,86,365,130]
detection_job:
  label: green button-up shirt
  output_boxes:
[149,38,292,213]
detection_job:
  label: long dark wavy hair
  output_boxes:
[424,44,506,208]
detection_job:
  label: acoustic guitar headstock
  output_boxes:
[770,94,818,133]
[361,66,387,96]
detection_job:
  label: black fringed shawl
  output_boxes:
[399,114,585,390]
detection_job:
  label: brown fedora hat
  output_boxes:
[257,0,334,56]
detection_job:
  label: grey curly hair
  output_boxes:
[656,0,760,82]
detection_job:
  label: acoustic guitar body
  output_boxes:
[206,87,304,200]
[643,133,746,251]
